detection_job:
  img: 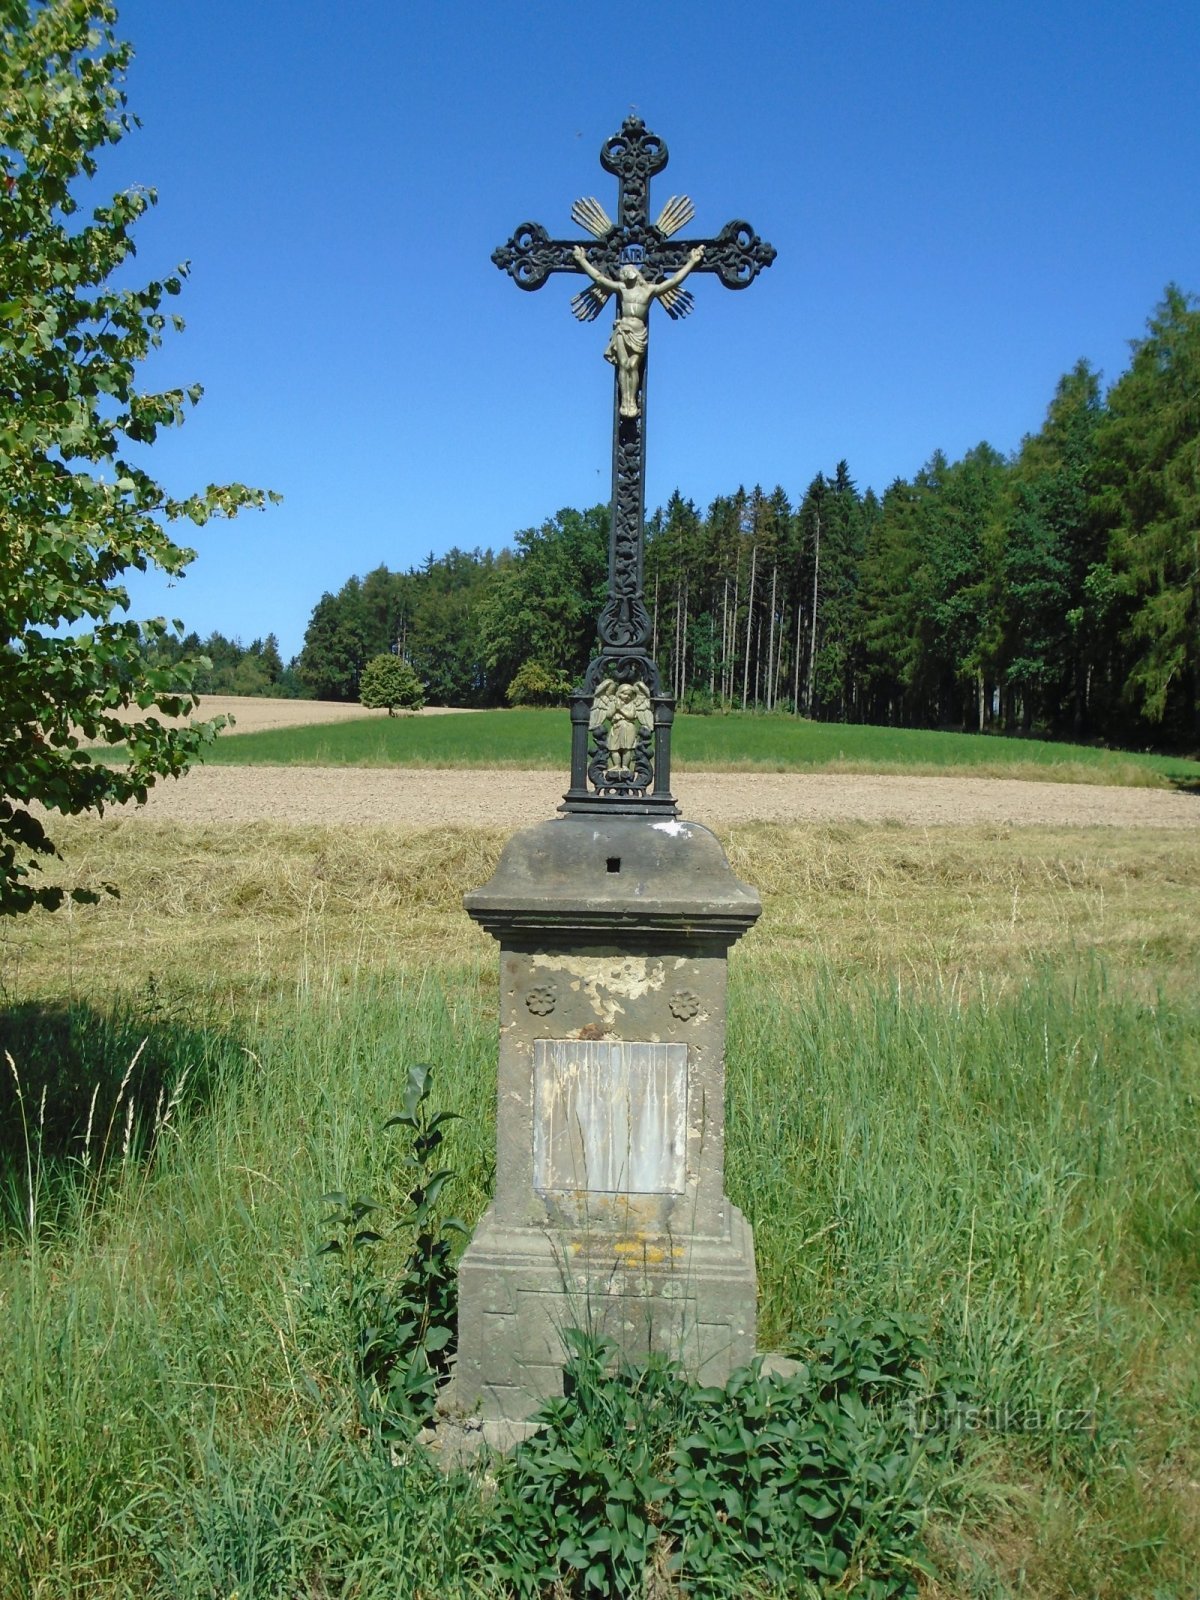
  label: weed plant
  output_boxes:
[315,1061,465,1435]
[484,1319,961,1597]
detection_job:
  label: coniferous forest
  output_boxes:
[292,287,1199,749]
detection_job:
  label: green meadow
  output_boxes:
[191,708,1200,788]
[2,813,1198,1597]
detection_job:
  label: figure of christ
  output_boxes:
[571,244,705,418]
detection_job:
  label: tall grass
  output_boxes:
[0,971,497,1600]
[182,708,1200,788]
[1,957,1196,1596]
[2,820,1198,1595]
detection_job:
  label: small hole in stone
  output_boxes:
[606,857,621,874]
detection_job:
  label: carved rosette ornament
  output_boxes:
[525,984,557,1016]
[492,118,775,815]
[669,989,701,1022]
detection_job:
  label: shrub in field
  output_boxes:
[505,659,575,706]
[359,654,426,714]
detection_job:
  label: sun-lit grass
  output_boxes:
[6,816,1200,1005]
[162,707,1200,788]
[1,816,1198,1596]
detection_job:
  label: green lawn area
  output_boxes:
[193,707,1200,788]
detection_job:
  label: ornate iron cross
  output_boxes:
[493,116,775,816]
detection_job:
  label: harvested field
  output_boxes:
[115,693,470,735]
[102,764,1200,829]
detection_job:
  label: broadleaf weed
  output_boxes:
[313,1060,460,1436]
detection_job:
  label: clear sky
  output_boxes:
[100,0,1199,663]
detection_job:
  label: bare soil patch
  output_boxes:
[106,766,1200,830]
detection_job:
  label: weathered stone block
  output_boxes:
[455,814,760,1430]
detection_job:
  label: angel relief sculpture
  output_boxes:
[588,678,653,786]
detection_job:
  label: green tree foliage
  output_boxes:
[797,464,872,718]
[1096,286,1200,735]
[298,584,369,700]
[298,549,499,706]
[925,443,1007,728]
[145,628,294,696]
[359,653,424,714]
[858,475,926,723]
[479,507,608,694]
[0,0,273,914]
[409,547,497,705]
[504,660,573,706]
[999,361,1106,735]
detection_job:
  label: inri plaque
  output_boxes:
[533,1039,688,1195]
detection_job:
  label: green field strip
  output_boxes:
[187,708,1200,787]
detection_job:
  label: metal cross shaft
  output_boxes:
[492,116,775,814]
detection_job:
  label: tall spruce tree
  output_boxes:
[1096,286,1200,736]
[858,475,928,724]
[1000,360,1106,734]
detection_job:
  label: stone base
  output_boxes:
[455,1200,756,1428]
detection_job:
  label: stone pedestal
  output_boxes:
[455,814,760,1434]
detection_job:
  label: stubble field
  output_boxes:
[109,693,473,735]
[110,760,1200,830]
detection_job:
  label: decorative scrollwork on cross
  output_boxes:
[492,117,775,815]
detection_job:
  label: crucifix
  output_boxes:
[493,116,776,815]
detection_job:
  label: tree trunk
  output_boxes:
[679,579,689,706]
[792,602,803,715]
[728,568,739,704]
[741,543,757,710]
[774,597,787,710]
[765,561,778,712]
[805,508,820,715]
[720,576,728,707]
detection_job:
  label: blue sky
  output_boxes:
[102,0,1200,662]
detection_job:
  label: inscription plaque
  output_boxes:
[533,1039,688,1195]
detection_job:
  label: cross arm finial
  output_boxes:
[490,222,580,292]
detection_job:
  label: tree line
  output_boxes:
[296,286,1199,748]
[146,630,301,697]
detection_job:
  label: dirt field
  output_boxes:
[106,764,1199,830]
[143,694,470,734]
